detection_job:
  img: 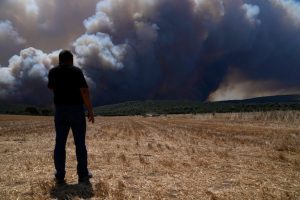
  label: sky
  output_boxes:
[0,0,299,105]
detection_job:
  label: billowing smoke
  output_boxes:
[0,48,60,104]
[0,0,300,105]
[0,20,25,65]
[0,0,99,61]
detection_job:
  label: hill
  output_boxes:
[0,94,299,116]
[94,94,300,116]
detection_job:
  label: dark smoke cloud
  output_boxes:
[0,0,300,105]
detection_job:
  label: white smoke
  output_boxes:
[0,67,15,97]
[209,68,300,101]
[241,4,261,25]
[73,33,128,70]
[0,0,99,58]
[84,12,113,34]
[0,20,26,65]
[0,48,60,104]
[271,0,300,25]
[0,20,25,45]
[25,0,39,16]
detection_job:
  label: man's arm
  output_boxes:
[48,70,53,90]
[80,88,95,123]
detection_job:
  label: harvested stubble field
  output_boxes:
[0,111,300,200]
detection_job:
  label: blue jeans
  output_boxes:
[54,105,88,180]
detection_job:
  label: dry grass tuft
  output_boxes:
[105,152,115,164]
[159,158,176,169]
[112,180,126,199]
[118,153,127,163]
[95,179,109,198]
[147,143,153,150]
[139,154,150,166]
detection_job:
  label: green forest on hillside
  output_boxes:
[94,101,300,116]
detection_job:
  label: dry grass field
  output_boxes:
[0,111,300,200]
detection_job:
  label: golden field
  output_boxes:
[0,111,299,200]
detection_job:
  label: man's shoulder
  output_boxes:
[70,65,83,73]
[48,66,57,75]
[49,65,61,72]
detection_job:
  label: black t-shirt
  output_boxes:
[48,65,88,106]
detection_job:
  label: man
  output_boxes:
[48,50,94,184]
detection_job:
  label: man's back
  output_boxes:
[48,50,94,184]
[48,65,88,106]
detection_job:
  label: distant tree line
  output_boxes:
[3,106,53,116]
[94,101,300,116]
[1,100,299,116]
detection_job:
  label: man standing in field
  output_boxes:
[48,50,94,184]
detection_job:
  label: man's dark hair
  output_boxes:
[59,50,73,64]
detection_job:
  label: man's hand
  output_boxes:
[80,88,94,124]
[87,110,95,124]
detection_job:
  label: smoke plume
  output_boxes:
[0,0,299,105]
